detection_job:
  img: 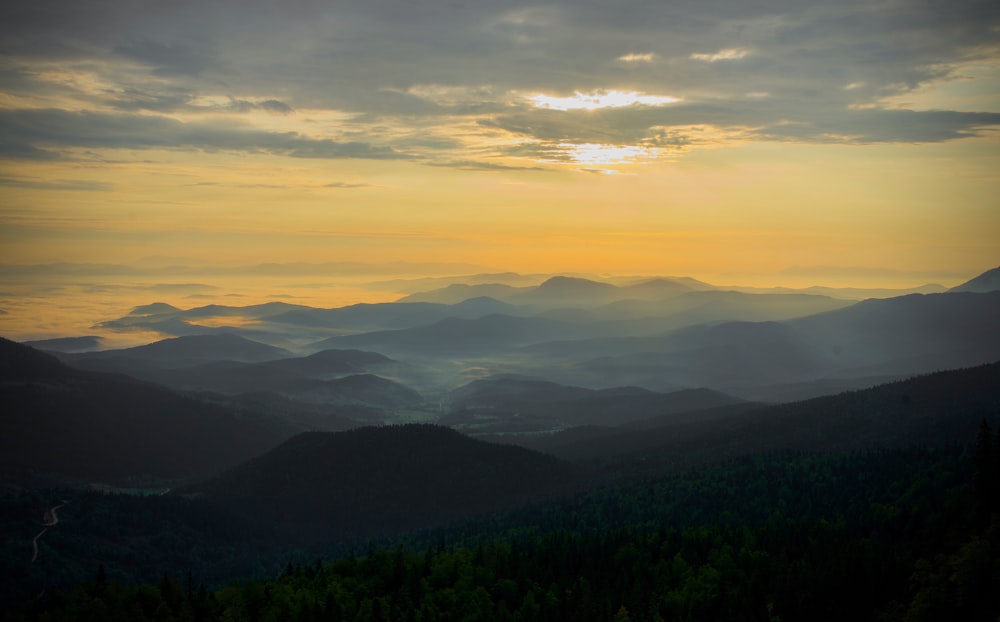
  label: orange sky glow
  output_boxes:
[1,1,999,342]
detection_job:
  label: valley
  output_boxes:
[1,266,999,619]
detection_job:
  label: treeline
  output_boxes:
[9,430,1000,621]
[0,490,283,609]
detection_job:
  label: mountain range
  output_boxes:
[5,264,999,488]
[183,360,999,544]
[3,264,999,619]
[502,361,1000,464]
[25,265,1000,412]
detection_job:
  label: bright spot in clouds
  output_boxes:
[546,142,658,165]
[690,48,751,62]
[618,53,656,63]
[529,90,680,111]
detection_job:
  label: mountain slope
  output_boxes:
[265,301,451,330]
[445,376,744,431]
[509,276,623,307]
[513,361,1000,463]
[64,333,291,367]
[526,291,1000,396]
[263,348,395,378]
[398,283,527,304]
[0,338,301,484]
[23,336,102,353]
[397,275,702,305]
[949,265,1000,293]
[315,314,590,355]
[190,424,578,541]
[294,374,424,409]
[787,291,1000,374]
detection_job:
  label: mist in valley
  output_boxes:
[3,266,999,619]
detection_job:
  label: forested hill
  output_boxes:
[188,424,580,542]
[12,436,1000,620]
[513,361,1000,463]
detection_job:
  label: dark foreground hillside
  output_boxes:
[4,362,1000,619]
[0,338,301,484]
[9,435,1000,621]
[188,424,580,542]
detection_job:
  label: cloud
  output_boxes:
[324,181,372,188]
[484,98,1000,148]
[114,39,217,77]
[528,90,680,111]
[0,0,997,169]
[0,108,407,160]
[540,143,660,165]
[0,175,113,191]
[187,96,295,114]
[618,53,656,63]
[423,159,548,172]
[0,141,59,161]
[759,108,1000,143]
[109,90,294,115]
[690,48,751,62]
[258,99,294,114]
[109,87,195,112]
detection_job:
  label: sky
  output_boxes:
[1,0,999,290]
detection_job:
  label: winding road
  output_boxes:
[30,501,66,563]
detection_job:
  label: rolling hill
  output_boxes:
[314,314,592,355]
[263,297,522,333]
[293,373,425,409]
[444,375,745,431]
[508,361,1000,463]
[62,333,291,367]
[189,424,579,542]
[55,340,422,413]
[263,348,396,378]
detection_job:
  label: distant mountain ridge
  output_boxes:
[950,265,1000,293]
[314,313,591,355]
[523,290,1000,398]
[78,269,990,354]
[32,267,1000,407]
[63,333,291,366]
[508,361,1000,463]
[401,275,701,307]
[23,335,102,353]
[398,283,526,304]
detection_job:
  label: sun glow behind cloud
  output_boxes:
[544,142,658,165]
[690,48,751,62]
[618,53,656,63]
[529,90,680,111]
